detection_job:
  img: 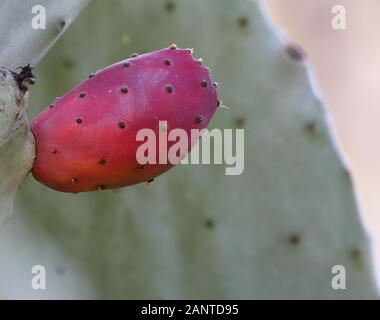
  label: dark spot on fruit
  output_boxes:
[288,234,301,246]
[49,104,54,109]
[205,219,215,229]
[99,159,106,165]
[285,44,306,62]
[76,118,83,124]
[235,117,245,128]
[71,178,78,184]
[201,80,208,87]
[165,85,173,93]
[78,92,86,98]
[138,164,146,170]
[60,20,66,29]
[195,116,203,124]
[120,86,129,94]
[119,121,126,129]
[89,73,95,78]
[52,149,58,154]
[170,43,177,50]
[97,185,106,191]
[164,1,175,12]
[147,179,154,184]
[123,62,131,68]
[130,53,139,58]
[213,82,218,88]
[238,17,249,28]
[164,59,172,65]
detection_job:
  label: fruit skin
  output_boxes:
[31,47,218,193]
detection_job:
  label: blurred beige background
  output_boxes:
[263,0,380,275]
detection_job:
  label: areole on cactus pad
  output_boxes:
[31,46,219,193]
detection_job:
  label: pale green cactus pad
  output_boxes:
[0,0,92,70]
[0,69,35,226]
[0,0,91,225]
[1,0,378,298]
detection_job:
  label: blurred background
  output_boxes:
[264,0,380,275]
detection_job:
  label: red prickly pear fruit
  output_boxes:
[30,46,218,193]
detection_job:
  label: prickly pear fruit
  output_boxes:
[31,46,218,193]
